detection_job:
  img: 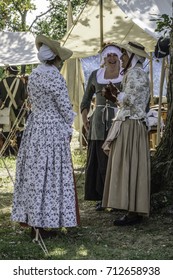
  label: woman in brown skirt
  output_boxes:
[102,42,151,226]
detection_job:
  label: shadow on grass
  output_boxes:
[1,155,173,260]
[0,192,13,210]
[1,202,173,260]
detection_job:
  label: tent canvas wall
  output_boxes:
[61,0,157,58]
[0,31,39,66]
[61,0,158,143]
[114,0,172,37]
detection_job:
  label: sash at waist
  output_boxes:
[96,104,116,130]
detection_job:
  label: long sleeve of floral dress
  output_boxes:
[115,65,150,121]
[50,72,75,135]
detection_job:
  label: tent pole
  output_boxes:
[67,0,73,30]
[149,53,154,105]
[165,56,169,85]
[76,59,83,152]
[100,0,104,49]
[157,57,165,145]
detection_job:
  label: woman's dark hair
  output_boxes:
[120,50,135,75]
[45,55,61,65]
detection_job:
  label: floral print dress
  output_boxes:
[115,65,150,121]
[11,64,78,228]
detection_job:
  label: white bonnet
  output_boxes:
[37,44,57,63]
[100,45,122,66]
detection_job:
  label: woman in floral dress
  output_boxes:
[11,35,79,237]
[102,42,151,226]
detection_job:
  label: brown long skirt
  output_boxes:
[102,119,150,215]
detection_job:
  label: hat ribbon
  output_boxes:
[128,42,145,51]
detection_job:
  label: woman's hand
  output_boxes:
[82,108,90,133]
[106,82,119,96]
[83,119,90,133]
[101,83,118,103]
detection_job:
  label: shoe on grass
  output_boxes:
[113,214,143,226]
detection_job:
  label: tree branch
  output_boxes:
[28,7,54,30]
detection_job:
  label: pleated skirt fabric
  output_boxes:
[102,119,150,215]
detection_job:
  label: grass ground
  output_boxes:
[0,133,173,260]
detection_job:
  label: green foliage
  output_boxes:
[0,0,87,38]
[34,0,87,40]
[0,0,16,30]
[0,0,36,31]
[151,14,173,35]
[0,67,5,79]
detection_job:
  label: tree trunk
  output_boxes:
[151,27,173,193]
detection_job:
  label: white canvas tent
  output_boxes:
[61,0,158,145]
[0,31,39,66]
[114,0,172,37]
[61,0,157,58]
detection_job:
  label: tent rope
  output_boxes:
[0,100,28,157]
[0,156,15,185]
[0,101,29,186]
[32,228,49,255]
